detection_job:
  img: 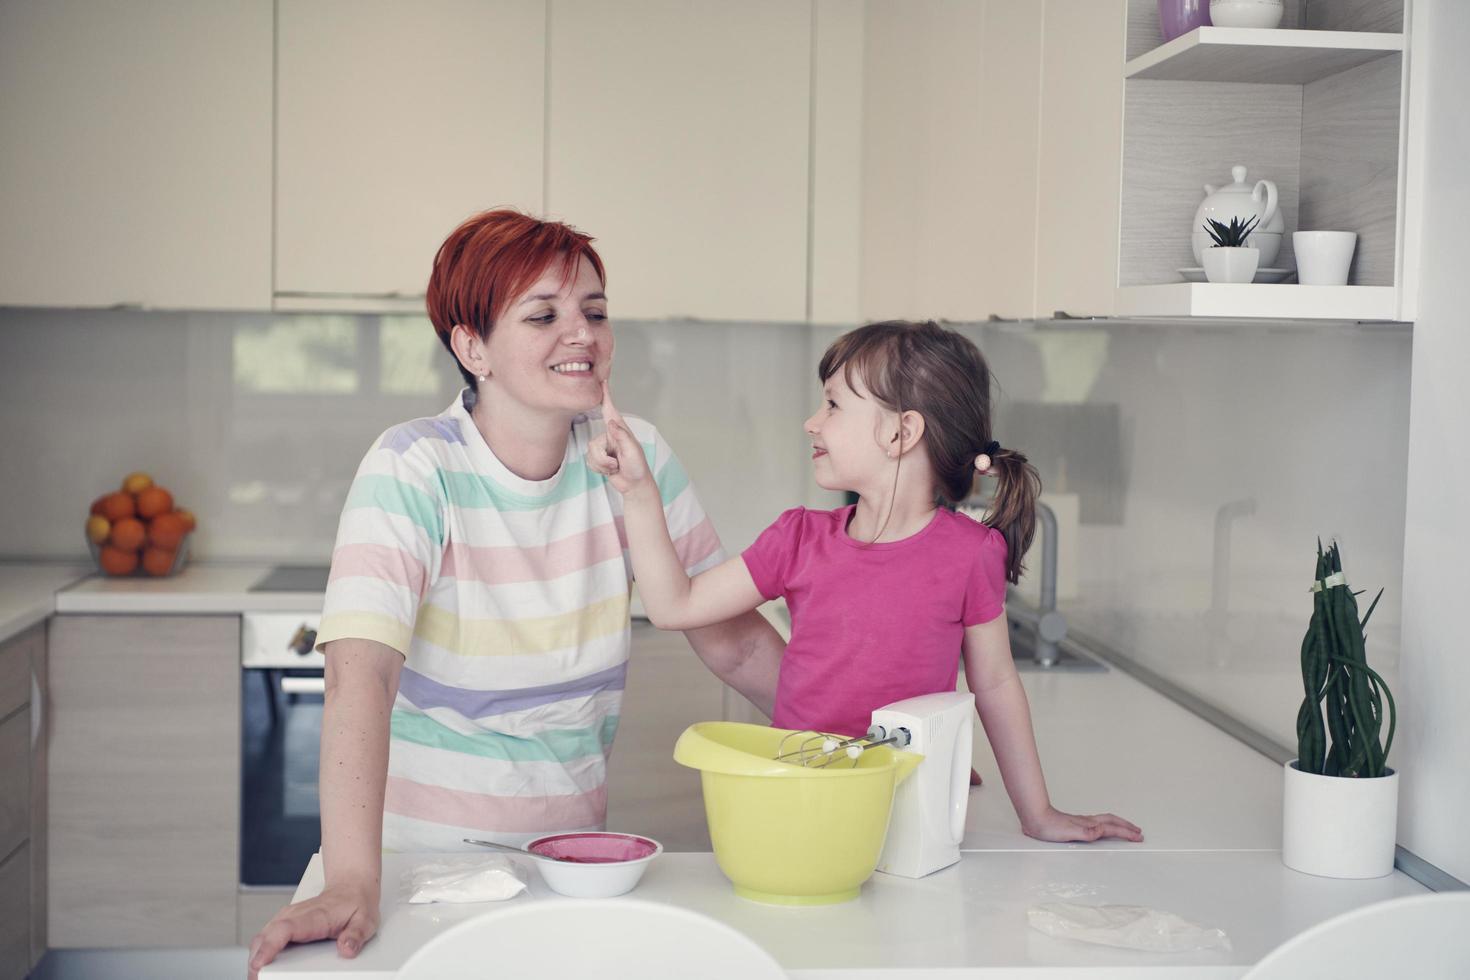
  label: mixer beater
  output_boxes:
[774,724,913,769]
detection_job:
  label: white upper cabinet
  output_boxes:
[1033,0,1127,319]
[0,0,272,311]
[275,0,546,301]
[855,0,1045,324]
[545,1,812,322]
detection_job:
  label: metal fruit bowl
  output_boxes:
[87,530,193,577]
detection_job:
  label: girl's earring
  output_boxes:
[478,373,487,382]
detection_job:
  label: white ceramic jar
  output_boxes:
[1210,0,1285,29]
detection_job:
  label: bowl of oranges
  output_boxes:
[85,472,198,577]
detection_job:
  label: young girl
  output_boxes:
[590,320,1142,844]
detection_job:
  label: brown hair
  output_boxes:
[818,320,1040,584]
[425,209,607,385]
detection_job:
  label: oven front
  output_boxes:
[241,613,326,887]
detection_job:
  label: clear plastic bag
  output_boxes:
[1027,902,1232,953]
[402,855,529,904]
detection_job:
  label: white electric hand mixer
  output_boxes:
[774,690,974,879]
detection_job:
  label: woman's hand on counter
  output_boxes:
[1021,806,1144,844]
[247,879,380,978]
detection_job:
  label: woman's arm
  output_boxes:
[962,615,1143,843]
[247,638,403,977]
[682,610,784,717]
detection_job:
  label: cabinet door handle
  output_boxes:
[280,676,326,695]
[30,669,42,750]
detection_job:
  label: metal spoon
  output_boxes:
[463,837,590,863]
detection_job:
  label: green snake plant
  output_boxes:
[1295,540,1396,777]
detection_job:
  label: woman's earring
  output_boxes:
[478,373,487,382]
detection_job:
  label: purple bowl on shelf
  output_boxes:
[1158,0,1212,42]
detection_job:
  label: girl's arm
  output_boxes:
[588,385,766,631]
[962,615,1143,843]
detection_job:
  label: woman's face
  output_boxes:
[483,255,611,415]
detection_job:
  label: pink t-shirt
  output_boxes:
[742,505,1009,737]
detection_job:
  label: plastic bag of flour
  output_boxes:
[403,855,529,904]
[1027,902,1232,953]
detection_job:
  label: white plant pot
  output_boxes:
[1202,246,1259,283]
[1282,761,1399,879]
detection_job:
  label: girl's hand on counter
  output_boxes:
[247,880,380,978]
[1021,806,1144,844]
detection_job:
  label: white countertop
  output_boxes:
[54,562,324,613]
[963,664,1287,851]
[261,849,1424,979]
[0,561,90,644]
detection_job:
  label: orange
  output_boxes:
[109,517,146,551]
[174,509,197,532]
[141,547,176,577]
[99,492,136,522]
[122,472,154,494]
[89,494,109,516]
[136,486,174,520]
[148,512,188,550]
[98,546,139,576]
[85,515,111,545]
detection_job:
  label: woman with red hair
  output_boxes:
[248,210,784,974]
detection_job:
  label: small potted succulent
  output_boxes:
[1283,540,1398,879]
[1201,215,1260,283]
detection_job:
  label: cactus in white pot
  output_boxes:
[1201,215,1260,283]
[1283,539,1399,879]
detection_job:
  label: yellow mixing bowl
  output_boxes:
[673,721,922,905]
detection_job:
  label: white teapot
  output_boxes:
[1191,164,1284,268]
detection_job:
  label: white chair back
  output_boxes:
[1243,892,1470,980]
[396,898,787,980]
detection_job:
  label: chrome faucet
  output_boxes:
[1030,499,1069,668]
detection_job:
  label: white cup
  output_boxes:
[1293,231,1357,286]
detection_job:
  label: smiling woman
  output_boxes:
[246,209,787,977]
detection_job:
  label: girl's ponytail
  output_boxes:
[983,447,1041,585]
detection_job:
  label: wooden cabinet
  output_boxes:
[545,0,812,322]
[1033,0,1127,319]
[274,0,546,301]
[0,624,45,979]
[0,0,272,311]
[0,843,29,980]
[47,616,240,948]
[855,0,1046,323]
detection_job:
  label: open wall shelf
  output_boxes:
[1125,27,1402,85]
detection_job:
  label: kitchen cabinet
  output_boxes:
[0,0,272,311]
[851,0,1045,324]
[545,0,812,322]
[47,615,239,948]
[1032,0,1127,319]
[0,623,45,979]
[274,0,546,304]
[847,0,1120,323]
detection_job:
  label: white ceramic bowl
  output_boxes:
[1209,0,1284,29]
[526,832,663,898]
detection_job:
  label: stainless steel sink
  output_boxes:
[1008,615,1107,672]
[249,564,331,593]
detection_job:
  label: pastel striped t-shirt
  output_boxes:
[316,388,723,853]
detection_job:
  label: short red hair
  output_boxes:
[426,209,606,382]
